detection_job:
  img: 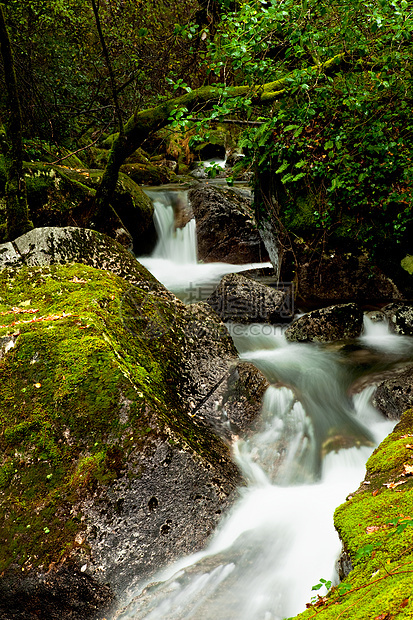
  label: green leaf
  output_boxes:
[275,160,289,174]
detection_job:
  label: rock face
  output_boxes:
[188,185,268,263]
[383,303,413,336]
[283,247,403,303]
[0,229,268,619]
[285,303,364,342]
[207,272,291,324]
[373,365,413,420]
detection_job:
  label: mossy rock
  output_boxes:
[0,260,241,617]
[22,139,86,169]
[10,163,156,253]
[121,162,178,186]
[292,409,413,620]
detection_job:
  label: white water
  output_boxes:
[117,192,408,620]
[139,188,272,300]
[360,314,413,356]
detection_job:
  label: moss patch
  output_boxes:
[0,263,231,576]
[291,410,413,620]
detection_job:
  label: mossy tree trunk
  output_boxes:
[94,54,345,221]
[0,6,33,241]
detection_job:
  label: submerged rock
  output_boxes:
[0,230,267,618]
[188,185,268,263]
[285,303,364,343]
[207,272,290,324]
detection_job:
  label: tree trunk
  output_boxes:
[0,6,33,241]
[94,54,345,220]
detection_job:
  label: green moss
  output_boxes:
[0,263,232,575]
[401,254,413,275]
[290,410,413,620]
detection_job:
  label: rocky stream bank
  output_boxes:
[0,218,412,619]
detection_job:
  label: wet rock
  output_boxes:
[206,272,290,324]
[365,309,386,323]
[0,564,113,620]
[285,303,364,343]
[284,248,403,303]
[373,365,413,420]
[183,301,269,436]
[383,302,413,336]
[188,185,268,263]
[0,232,268,617]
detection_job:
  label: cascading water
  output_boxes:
[139,187,272,300]
[116,189,409,620]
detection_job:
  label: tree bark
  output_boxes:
[0,5,33,241]
[94,53,345,220]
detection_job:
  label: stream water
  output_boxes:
[113,188,412,620]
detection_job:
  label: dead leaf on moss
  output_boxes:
[366,526,381,533]
[403,463,413,476]
[384,480,407,489]
[400,598,409,608]
[405,444,413,449]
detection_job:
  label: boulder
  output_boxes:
[207,272,290,324]
[383,302,413,336]
[121,162,178,186]
[285,303,364,343]
[188,185,268,264]
[0,228,268,619]
[282,246,403,304]
[373,365,413,420]
[0,162,156,254]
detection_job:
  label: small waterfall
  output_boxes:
[138,188,272,301]
[360,314,413,355]
[147,190,197,264]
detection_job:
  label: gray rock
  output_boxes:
[383,303,413,336]
[290,249,403,303]
[206,272,290,324]
[373,364,413,420]
[0,226,156,287]
[188,185,268,264]
[183,302,269,435]
[0,228,269,617]
[285,303,364,343]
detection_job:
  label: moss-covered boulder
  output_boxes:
[0,228,268,619]
[0,161,156,254]
[121,162,179,186]
[292,409,413,620]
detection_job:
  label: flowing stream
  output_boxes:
[114,188,412,619]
